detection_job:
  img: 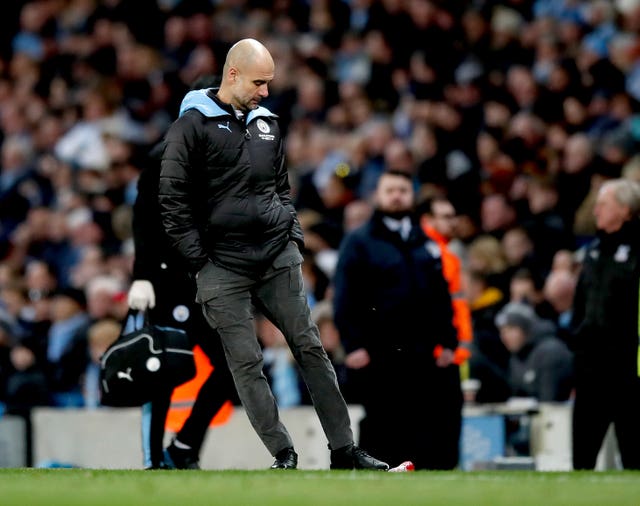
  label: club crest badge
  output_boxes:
[172,304,190,323]
[614,244,630,263]
[146,357,161,372]
[257,119,270,133]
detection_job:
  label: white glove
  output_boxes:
[127,280,156,310]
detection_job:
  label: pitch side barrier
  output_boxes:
[0,403,621,470]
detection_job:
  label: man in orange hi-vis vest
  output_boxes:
[166,345,235,435]
[419,195,473,371]
[418,195,472,469]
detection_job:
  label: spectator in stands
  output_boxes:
[466,269,511,404]
[479,193,518,241]
[85,275,127,322]
[5,282,89,411]
[495,301,573,402]
[343,198,373,233]
[466,233,510,294]
[550,248,579,274]
[44,286,91,407]
[0,135,54,258]
[0,278,33,342]
[508,267,545,309]
[22,260,57,339]
[520,175,576,273]
[570,178,640,470]
[83,317,120,409]
[501,226,546,286]
[355,118,395,200]
[541,268,578,345]
[555,133,597,230]
[5,207,76,288]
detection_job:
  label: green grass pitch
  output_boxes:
[2,469,640,506]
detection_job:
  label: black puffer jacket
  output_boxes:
[159,89,304,276]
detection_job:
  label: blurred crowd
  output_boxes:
[1,0,640,417]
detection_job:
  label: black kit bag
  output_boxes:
[100,309,196,407]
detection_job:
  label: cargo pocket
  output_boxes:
[272,242,304,294]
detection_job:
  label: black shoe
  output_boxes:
[270,447,298,469]
[163,442,200,470]
[330,444,389,471]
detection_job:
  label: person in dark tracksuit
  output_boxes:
[128,142,237,470]
[333,170,460,470]
[570,178,640,470]
[157,39,388,471]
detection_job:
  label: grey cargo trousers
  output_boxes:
[195,241,354,456]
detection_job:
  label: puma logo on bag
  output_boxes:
[117,368,133,382]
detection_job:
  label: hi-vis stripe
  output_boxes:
[451,290,466,300]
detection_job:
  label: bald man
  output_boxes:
[158,39,388,471]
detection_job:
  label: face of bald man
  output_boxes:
[222,39,274,112]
